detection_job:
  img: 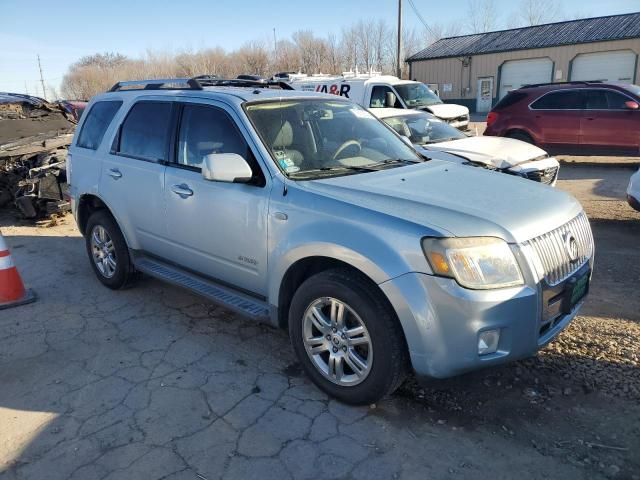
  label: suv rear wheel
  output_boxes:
[85,210,135,289]
[506,130,534,144]
[289,269,407,405]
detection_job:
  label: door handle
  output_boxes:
[108,168,122,179]
[171,184,194,198]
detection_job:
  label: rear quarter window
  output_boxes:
[76,101,122,150]
[492,91,528,111]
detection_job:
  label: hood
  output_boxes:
[302,161,582,243]
[420,103,468,119]
[425,136,548,169]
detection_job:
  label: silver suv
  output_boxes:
[68,77,594,404]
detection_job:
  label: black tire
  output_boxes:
[506,130,535,145]
[288,268,408,405]
[85,210,135,289]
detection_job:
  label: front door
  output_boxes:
[163,101,270,296]
[581,88,640,152]
[476,77,493,113]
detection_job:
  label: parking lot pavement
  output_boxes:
[1,165,639,480]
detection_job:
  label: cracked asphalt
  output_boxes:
[1,165,639,480]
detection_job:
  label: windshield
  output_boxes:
[381,112,466,145]
[245,99,423,179]
[621,84,640,98]
[394,83,443,108]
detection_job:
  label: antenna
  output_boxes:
[37,54,46,100]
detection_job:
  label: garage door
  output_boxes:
[570,50,637,83]
[499,58,553,99]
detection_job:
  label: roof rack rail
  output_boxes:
[520,80,603,89]
[192,77,294,90]
[108,76,294,93]
[108,78,202,92]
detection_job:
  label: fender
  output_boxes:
[267,217,428,306]
[76,192,136,249]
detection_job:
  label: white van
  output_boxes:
[284,72,470,130]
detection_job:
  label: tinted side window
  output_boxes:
[76,101,122,150]
[531,91,584,110]
[177,104,264,186]
[118,102,172,161]
[584,90,608,110]
[178,105,250,168]
[605,91,630,110]
[493,91,527,111]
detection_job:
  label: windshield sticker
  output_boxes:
[284,165,300,173]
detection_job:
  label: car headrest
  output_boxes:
[273,121,293,148]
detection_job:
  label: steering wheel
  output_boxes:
[332,140,361,161]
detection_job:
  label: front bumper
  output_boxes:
[628,193,640,212]
[379,272,582,379]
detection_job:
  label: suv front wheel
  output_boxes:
[85,210,135,289]
[289,269,408,405]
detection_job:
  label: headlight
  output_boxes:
[422,237,524,289]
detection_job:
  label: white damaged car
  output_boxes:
[628,168,640,211]
[372,108,560,186]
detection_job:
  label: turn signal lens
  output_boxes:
[486,112,498,126]
[428,252,450,275]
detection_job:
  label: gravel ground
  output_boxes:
[0,164,638,479]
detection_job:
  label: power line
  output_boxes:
[406,0,437,38]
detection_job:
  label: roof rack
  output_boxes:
[108,78,202,92]
[108,76,294,93]
[193,77,294,90]
[520,80,603,89]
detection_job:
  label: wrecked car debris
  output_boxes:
[1,93,77,219]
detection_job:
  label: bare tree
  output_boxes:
[466,0,500,33]
[517,0,562,26]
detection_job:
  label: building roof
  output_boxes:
[407,12,640,62]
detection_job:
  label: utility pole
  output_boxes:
[24,82,29,95]
[37,54,46,100]
[396,0,403,78]
[273,28,277,60]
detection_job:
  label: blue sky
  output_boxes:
[1,0,638,96]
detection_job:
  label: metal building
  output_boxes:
[406,12,640,113]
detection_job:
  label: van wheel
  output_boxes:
[85,210,135,289]
[506,130,534,144]
[288,269,408,405]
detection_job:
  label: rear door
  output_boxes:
[162,100,270,295]
[581,89,640,152]
[98,100,172,255]
[529,90,584,149]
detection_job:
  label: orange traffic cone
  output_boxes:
[0,231,36,310]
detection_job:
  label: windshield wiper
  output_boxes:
[287,165,379,179]
[367,158,422,168]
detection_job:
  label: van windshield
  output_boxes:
[395,83,443,108]
[245,99,423,179]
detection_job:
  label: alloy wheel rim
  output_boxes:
[302,297,373,386]
[90,225,117,278]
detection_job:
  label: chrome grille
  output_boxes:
[524,166,558,185]
[522,212,594,286]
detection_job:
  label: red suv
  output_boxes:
[484,82,640,155]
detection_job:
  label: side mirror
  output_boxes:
[385,91,397,108]
[202,153,252,183]
[624,100,639,110]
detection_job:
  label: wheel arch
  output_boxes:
[275,254,394,330]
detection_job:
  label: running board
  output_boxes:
[133,255,270,322]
